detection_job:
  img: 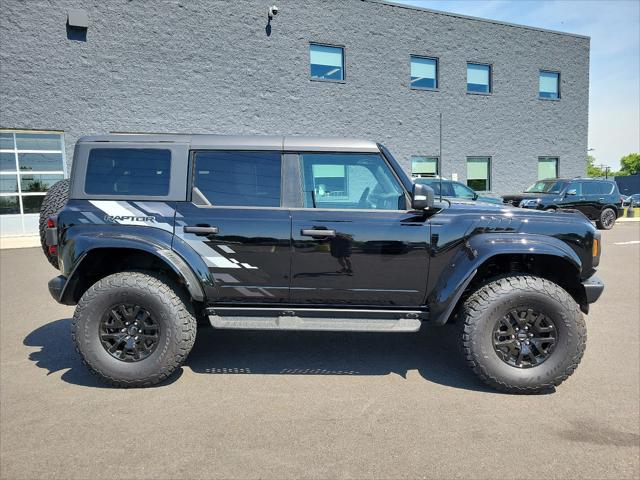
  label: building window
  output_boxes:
[410,56,438,90]
[538,157,559,179]
[309,44,344,81]
[411,156,439,177]
[539,70,560,99]
[467,157,491,191]
[0,130,66,235]
[467,63,491,93]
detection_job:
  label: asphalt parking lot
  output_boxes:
[1,224,639,480]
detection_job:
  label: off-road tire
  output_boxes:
[461,275,586,394]
[596,207,616,230]
[38,178,70,268]
[72,271,196,387]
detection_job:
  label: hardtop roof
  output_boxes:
[77,134,380,152]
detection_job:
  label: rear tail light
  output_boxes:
[45,217,59,254]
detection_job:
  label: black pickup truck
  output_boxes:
[41,135,604,393]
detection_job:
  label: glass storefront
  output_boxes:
[0,130,67,236]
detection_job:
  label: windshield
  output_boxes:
[525,180,566,194]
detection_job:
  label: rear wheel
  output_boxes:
[72,271,196,387]
[460,275,586,394]
[596,207,616,230]
[38,179,70,268]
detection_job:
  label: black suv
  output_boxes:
[413,178,503,204]
[502,178,623,229]
[41,135,604,393]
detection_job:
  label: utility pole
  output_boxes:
[598,164,610,179]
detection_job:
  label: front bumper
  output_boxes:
[582,274,604,304]
[48,275,67,303]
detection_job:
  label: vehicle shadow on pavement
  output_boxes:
[23,318,183,388]
[185,324,496,393]
[24,319,499,393]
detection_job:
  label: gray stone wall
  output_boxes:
[0,0,589,194]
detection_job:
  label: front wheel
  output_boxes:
[460,275,586,394]
[72,271,196,387]
[596,207,617,230]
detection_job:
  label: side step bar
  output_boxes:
[206,307,425,333]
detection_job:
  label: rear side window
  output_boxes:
[582,182,613,195]
[85,148,171,196]
[192,151,281,207]
[581,182,598,195]
[598,182,614,194]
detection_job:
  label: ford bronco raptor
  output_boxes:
[41,135,604,393]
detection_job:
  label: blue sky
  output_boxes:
[397,0,640,169]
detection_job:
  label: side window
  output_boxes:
[582,182,599,195]
[568,182,582,195]
[192,151,281,207]
[85,148,171,196]
[598,182,614,195]
[300,153,405,210]
[438,182,454,197]
[452,182,476,198]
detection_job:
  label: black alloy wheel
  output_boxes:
[492,308,557,368]
[99,304,160,362]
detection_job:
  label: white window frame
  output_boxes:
[0,130,67,235]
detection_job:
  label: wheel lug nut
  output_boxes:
[515,327,519,331]
[511,335,515,339]
[525,340,530,345]
[121,328,126,332]
[525,326,529,330]
[529,333,533,337]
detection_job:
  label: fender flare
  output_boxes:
[429,233,583,325]
[59,231,205,304]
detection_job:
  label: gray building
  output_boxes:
[0,0,590,236]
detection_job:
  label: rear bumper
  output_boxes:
[582,274,604,304]
[48,275,67,303]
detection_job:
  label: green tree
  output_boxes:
[619,153,640,176]
[587,155,605,177]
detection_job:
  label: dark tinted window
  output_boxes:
[598,182,615,194]
[582,182,602,195]
[193,151,281,207]
[85,148,171,196]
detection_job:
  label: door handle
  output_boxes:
[301,228,336,237]
[184,225,219,236]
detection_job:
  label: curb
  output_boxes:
[0,235,40,250]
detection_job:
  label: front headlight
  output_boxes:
[519,198,541,208]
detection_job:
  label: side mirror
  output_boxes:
[472,192,479,201]
[412,183,435,210]
[566,189,577,196]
